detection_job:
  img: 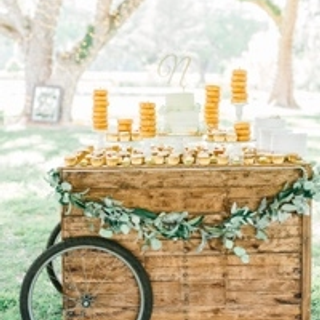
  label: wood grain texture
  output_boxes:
[60,165,311,320]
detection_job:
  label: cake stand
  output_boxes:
[233,103,246,121]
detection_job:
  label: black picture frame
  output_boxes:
[31,85,63,122]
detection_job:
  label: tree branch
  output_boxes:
[57,0,146,66]
[110,0,146,30]
[0,0,30,39]
[239,0,282,29]
[0,13,21,40]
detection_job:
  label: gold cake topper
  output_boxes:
[158,54,191,89]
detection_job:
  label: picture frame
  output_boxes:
[31,85,63,123]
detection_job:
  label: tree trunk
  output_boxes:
[23,0,63,121]
[14,0,146,124]
[268,0,299,108]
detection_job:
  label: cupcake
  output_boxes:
[210,155,218,164]
[286,153,301,163]
[64,155,78,167]
[90,155,105,167]
[182,154,195,165]
[106,155,119,167]
[131,130,141,141]
[119,131,131,142]
[272,154,285,164]
[79,159,89,167]
[225,131,237,142]
[154,154,165,165]
[131,154,144,165]
[167,153,180,166]
[207,132,214,142]
[145,156,154,165]
[213,131,226,142]
[217,154,229,165]
[197,152,211,165]
[256,153,272,165]
[243,154,255,165]
[122,157,131,167]
[107,132,119,142]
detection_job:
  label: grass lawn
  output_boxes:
[0,120,320,319]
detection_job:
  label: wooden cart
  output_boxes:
[59,165,311,320]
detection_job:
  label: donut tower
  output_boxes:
[234,121,251,142]
[204,85,220,129]
[231,69,248,104]
[92,89,108,131]
[139,102,156,138]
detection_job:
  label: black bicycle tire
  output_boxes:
[45,222,62,293]
[46,222,61,249]
[20,236,153,320]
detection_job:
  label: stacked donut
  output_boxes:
[231,69,248,104]
[92,89,108,131]
[234,121,251,142]
[140,102,156,138]
[204,85,220,129]
[117,119,133,133]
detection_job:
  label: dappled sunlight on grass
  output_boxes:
[0,150,45,167]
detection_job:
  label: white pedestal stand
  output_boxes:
[234,103,246,121]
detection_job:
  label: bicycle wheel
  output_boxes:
[20,236,153,320]
[46,222,62,293]
[46,222,61,248]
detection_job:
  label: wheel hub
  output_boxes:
[81,294,93,308]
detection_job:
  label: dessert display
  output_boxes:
[234,121,251,142]
[231,69,248,104]
[204,85,220,129]
[92,89,108,131]
[63,140,305,168]
[139,102,157,138]
[160,92,200,135]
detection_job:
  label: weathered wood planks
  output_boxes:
[61,165,311,320]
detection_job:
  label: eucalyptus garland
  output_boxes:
[47,164,320,263]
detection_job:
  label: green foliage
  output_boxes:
[312,281,320,319]
[0,293,17,312]
[239,0,282,17]
[74,25,95,63]
[263,0,281,16]
[48,163,320,263]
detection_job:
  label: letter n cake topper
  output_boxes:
[158,54,191,89]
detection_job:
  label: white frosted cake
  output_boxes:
[160,92,200,135]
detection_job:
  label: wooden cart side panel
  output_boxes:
[60,166,311,320]
[302,214,312,320]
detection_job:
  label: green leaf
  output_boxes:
[60,182,72,191]
[142,244,149,251]
[120,224,130,234]
[256,216,270,229]
[100,229,113,238]
[150,238,162,250]
[188,215,204,226]
[225,238,234,250]
[278,212,290,223]
[119,214,129,222]
[258,198,267,213]
[131,215,140,225]
[256,230,268,241]
[62,193,70,204]
[231,202,237,214]
[303,181,314,191]
[241,254,250,264]
[233,246,246,257]
[281,204,297,212]
[54,192,62,202]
